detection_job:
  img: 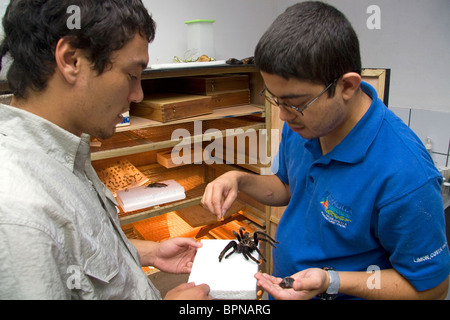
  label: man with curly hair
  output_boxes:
[0,0,210,300]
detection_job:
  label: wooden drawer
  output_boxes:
[131,93,212,122]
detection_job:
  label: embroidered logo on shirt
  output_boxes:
[320,193,352,229]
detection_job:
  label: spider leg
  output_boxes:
[257,238,278,249]
[254,231,278,244]
[218,240,237,262]
[254,246,267,262]
[238,227,249,240]
[225,248,237,260]
[246,250,262,264]
[254,231,279,248]
[232,230,242,242]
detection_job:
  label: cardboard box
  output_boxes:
[131,93,212,123]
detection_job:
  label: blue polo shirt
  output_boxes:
[272,82,450,298]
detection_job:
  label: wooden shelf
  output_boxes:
[87,65,270,232]
[119,189,204,226]
[91,106,266,161]
[141,64,259,80]
[0,65,260,92]
[116,104,264,132]
[114,162,268,226]
[114,162,206,225]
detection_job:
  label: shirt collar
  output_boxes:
[0,103,90,173]
[305,81,385,164]
[329,81,385,164]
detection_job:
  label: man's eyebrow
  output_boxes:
[129,60,148,71]
[265,87,309,100]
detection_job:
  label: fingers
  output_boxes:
[178,261,194,274]
[201,183,224,219]
[165,282,212,300]
[254,273,282,291]
[254,272,317,300]
[220,188,238,217]
[255,272,282,285]
[195,283,212,299]
[172,236,203,249]
[201,182,217,216]
[201,180,237,220]
[254,273,290,300]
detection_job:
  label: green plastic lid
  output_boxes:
[185,19,215,24]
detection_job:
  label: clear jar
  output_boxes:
[185,19,216,58]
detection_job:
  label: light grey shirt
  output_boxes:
[0,104,161,299]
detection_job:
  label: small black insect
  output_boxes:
[218,227,279,264]
[279,277,295,289]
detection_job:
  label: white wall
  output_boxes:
[143,0,275,64]
[1,0,449,113]
[270,0,450,166]
[143,0,450,112]
[273,0,450,112]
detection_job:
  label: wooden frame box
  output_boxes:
[131,93,212,123]
[172,74,249,94]
[209,89,250,109]
[362,68,391,106]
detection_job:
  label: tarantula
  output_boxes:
[218,227,279,264]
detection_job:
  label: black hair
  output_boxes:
[254,1,361,96]
[0,0,156,98]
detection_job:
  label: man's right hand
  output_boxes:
[164,282,212,300]
[201,171,240,220]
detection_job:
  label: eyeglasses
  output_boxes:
[260,78,339,116]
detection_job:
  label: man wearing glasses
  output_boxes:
[202,2,449,299]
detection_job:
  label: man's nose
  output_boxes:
[277,106,297,122]
[129,82,144,104]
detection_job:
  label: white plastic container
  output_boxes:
[185,19,216,58]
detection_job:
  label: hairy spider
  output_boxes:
[218,227,279,264]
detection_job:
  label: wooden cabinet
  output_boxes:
[91,65,270,226]
[88,64,279,294]
[88,65,277,289]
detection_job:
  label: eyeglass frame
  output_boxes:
[259,78,339,116]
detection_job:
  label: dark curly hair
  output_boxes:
[255,1,361,96]
[0,0,156,98]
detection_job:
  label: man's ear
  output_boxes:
[340,72,362,101]
[54,37,81,85]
